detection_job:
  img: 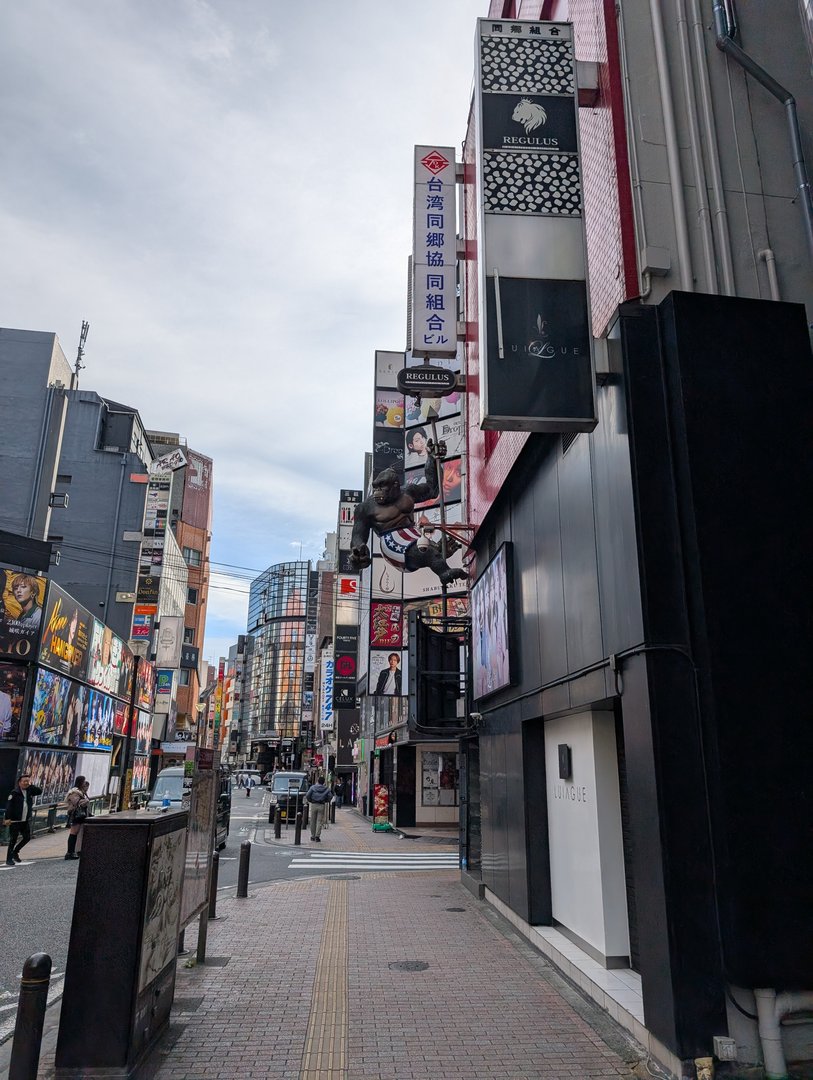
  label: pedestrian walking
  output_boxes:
[333,776,345,809]
[65,775,90,860]
[244,774,255,798]
[306,775,332,842]
[3,772,43,866]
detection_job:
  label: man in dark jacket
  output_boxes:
[3,773,43,866]
[306,775,331,842]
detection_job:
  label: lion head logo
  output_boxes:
[512,99,547,134]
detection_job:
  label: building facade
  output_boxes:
[456,1,813,1075]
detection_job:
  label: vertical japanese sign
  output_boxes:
[320,651,334,732]
[214,658,224,749]
[411,146,457,357]
[476,20,595,432]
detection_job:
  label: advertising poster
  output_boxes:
[374,390,405,429]
[180,771,217,926]
[154,615,183,669]
[405,414,465,470]
[0,570,46,660]
[29,668,87,747]
[78,689,114,751]
[76,750,112,798]
[404,459,462,508]
[88,619,133,700]
[471,543,514,699]
[156,670,173,696]
[135,710,152,755]
[18,746,77,804]
[131,754,150,792]
[0,662,28,741]
[373,427,405,481]
[183,451,213,532]
[369,602,403,648]
[113,700,130,737]
[373,783,389,825]
[369,649,408,697]
[136,661,156,712]
[375,350,404,390]
[39,584,92,681]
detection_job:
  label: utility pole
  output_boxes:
[71,320,90,390]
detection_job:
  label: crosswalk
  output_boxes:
[289,850,459,873]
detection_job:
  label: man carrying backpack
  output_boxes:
[306,775,332,842]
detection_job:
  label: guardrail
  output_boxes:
[0,794,114,847]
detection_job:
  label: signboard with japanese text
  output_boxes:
[369,602,403,648]
[39,583,92,682]
[333,625,358,710]
[320,653,334,732]
[476,19,595,432]
[411,145,457,357]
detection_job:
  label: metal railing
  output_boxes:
[0,793,113,847]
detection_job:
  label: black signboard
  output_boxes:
[397,366,457,396]
[484,277,594,431]
[0,569,47,660]
[481,93,578,154]
[180,645,200,670]
[373,427,405,482]
[333,625,358,710]
[39,583,92,681]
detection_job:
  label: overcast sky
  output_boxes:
[0,0,485,663]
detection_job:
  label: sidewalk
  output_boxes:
[24,807,645,1080]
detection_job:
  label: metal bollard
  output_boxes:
[303,801,309,828]
[9,952,51,1080]
[330,800,336,824]
[208,850,220,919]
[274,806,281,839]
[236,841,251,899]
[294,811,302,846]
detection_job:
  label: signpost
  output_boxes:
[396,365,457,396]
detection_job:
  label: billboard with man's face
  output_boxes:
[39,584,92,681]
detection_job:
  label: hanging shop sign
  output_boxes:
[476,19,595,432]
[411,146,457,358]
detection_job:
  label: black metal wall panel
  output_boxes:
[510,481,543,689]
[504,722,529,919]
[530,446,568,685]
[557,433,603,672]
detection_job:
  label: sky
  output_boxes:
[0,0,487,664]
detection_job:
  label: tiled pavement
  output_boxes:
[30,808,645,1079]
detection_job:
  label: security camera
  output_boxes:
[470,712,482,722]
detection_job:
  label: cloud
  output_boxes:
[0,0,484,654]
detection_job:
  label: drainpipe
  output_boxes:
[712,0,813,263]
[649,0,695,290]
[688,0,735,293]
[754,988,813,1079]
[677,0,718,292]
[758,248,781,300]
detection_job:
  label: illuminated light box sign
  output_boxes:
[475,19,595,432]
[411,146,457,358]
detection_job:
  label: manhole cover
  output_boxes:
[445,906,466,912]
[326,874,361,880]
[388,960,429,972]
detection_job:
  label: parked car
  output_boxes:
[148,765,231,850]
[266,771,309,823]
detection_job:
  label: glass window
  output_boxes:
[183,546,202,567]
[183,627,195,644]
[421,751,459,807]
[178,669,190,686]
[187,587,198,605]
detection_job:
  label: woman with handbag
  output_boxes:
[65,776,90,860]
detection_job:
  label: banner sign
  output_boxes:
[320,653,334,732]
[88,619,134,701]
[333,625,358,710]
[373,783,389,826]
[411,146,457,357]
[155,615,184,668]
[0,570,46,660]
[369,602,403,648]
[476,19,595,432]
[39,583,92,681]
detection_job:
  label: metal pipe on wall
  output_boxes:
[616,0,652,298]
[712,0,813,263]
[677,0,719,292]
[649,0,696,290]
[688,0,736,294]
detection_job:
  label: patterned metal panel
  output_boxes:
[483,151,581,215]
[480,36,574,95]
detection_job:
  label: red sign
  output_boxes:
[370,602,402,648]
[373,784,389,825]
[421,150,450,174]
[335,655,356,677]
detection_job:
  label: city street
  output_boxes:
[2,806,646,1079]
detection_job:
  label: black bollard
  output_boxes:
[330,800,336,824]
[208,849,220,919]
[274,806,281,839]
[9,952,51,1080]
[303,801,309,828]
[236,840,251,899]
[294,811,302,846]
